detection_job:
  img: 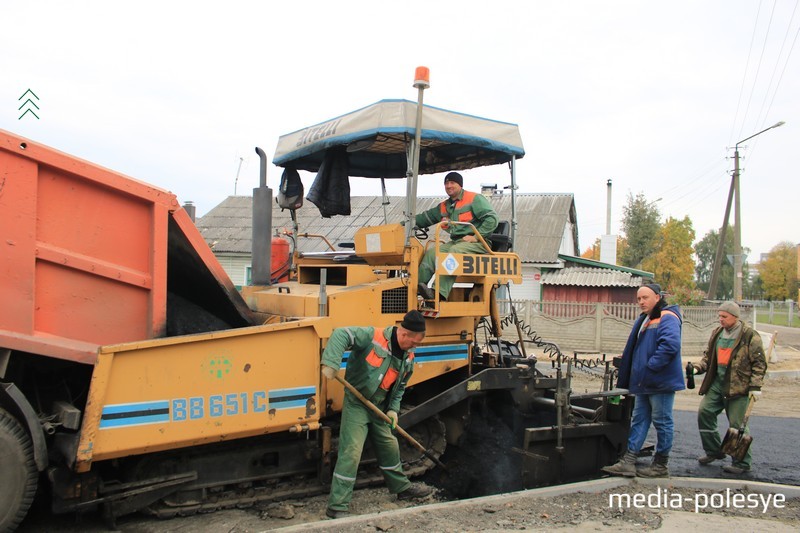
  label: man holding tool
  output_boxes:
[692,301,767,475]
[321,310,433,519]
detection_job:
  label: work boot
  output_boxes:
[325,508,350,519]
[397,482,433,501]
[601,450,637,477]
[637,453,669,478]
[723,464,751,475]
[417,283,435,301]
[698,452,726,465]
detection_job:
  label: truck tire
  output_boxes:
[0,407,37,532]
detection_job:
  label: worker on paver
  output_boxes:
[414,172,498,304]
[603,283,684,478]
[321,310,433,519]
[692,301,767,475]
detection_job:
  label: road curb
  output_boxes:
[271,476,800,531]
[767,369,800,379]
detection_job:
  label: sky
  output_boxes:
[2,1,797,263]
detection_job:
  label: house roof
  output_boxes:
[541,266,645,287]
[196,192,578,264]
[540,255,653,288]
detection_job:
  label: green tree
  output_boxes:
[620,192,660,268]
[758,242,798,302]
[694,227,734,299]
[641,216,696,293]
[746,274,765,301]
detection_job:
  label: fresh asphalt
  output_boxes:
[636,409,800,486]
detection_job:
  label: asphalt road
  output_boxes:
[760,324,800,350]
[640,409,800,486]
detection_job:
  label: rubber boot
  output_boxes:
[601,450,637,477]
[637,453,669,478]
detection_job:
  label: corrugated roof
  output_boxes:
[541,266,644,287]
[195,192,578,263]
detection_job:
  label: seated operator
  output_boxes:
[414,172,498,302]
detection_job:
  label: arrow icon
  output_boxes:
[18,88,40,120]
[18,99,39,111]
[19,108,40,120]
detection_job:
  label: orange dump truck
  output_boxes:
[0,129,326,528]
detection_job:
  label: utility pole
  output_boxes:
[706,178,734,300]
[732,121,785,302]
[732,145,743,302]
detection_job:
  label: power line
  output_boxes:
[758,4,800,143]
[729,0,764,146]
[753,0,799,131]
[737,0,778,141]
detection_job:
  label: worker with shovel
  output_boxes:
[321,310,433,519]
[692,301,767,475]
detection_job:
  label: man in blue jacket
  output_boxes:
[602,283,684,478]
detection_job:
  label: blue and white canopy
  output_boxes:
[273,99,525,178]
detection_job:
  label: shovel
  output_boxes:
[721,396,755,462]
[334,374,447,470]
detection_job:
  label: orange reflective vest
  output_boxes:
[440,190,478,223]
[365,330,409,390]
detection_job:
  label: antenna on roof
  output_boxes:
[234,156,244,195]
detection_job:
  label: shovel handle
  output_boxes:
[333,375,446,469]
[740,395,756,428]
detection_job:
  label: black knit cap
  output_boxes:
[641,283,662,296]
[444,172,463,187]
[400,310,426,333]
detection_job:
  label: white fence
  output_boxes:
[497,301,754,357]
[752,301,797,327]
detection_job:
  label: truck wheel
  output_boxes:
[0,407,38,531]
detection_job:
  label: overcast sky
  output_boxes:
[3,1,797,262]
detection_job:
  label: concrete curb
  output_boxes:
[767,369,800,379]
[271,476,800,531]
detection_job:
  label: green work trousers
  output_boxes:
[697,371,752,468]
[327,393,410,512]
[418,240,489,299]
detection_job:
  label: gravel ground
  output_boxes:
[23,480,799,532]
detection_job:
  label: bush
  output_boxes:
[667,286,706,306]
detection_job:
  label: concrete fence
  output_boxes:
[498,301,755,357]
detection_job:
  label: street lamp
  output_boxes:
[731,121,785,302]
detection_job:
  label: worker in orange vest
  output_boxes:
[414,172,498,303]
[321,310,433,519]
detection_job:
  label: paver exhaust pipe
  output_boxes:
[252,147,273,286]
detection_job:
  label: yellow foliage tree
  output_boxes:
[581,238,601,260]
[641,216,696,293]
[757,241,798,302]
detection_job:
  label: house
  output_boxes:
[542,255,652,303]
[196,191,646,301]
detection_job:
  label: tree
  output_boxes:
[582,236,627,263]
[758,242,798,302]
[694,227,734,299]
[641,216,696,293]
[619,192,660,268]
[581,238,601,260]
[668,286,707,306]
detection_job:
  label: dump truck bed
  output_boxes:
[0,129,254,364]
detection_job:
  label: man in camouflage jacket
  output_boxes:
[692,301,767,474]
